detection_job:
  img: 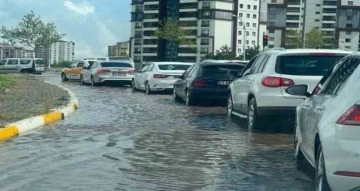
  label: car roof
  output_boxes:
[263,48,353,56]
[202,59,249,63]
[198,61,246,67]
[99,60,132,63]
[151,62,194,65]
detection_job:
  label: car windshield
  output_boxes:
[200,64,245,77]
[158,64,191,70]
[34,59,45,66]
[276,55,344,76]
[100,62,132,68]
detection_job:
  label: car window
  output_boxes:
[276,54,344,76]
[141,65,149,72]
[241,56,259,76]
[200,64,245,77]
[101,62,133,68]
[35,59,45,66]
[147,64,154,72]
[158,64,192,70]
[88,61,96,68]
[182,64,196,77]
[321,57,360,95]
[90,62,98,69]
[77,61,84,67]
[257,55,270,73]
[7,60,18,65]
[250,55,266,74]
[188,65,199,77]
[20,59,32,65]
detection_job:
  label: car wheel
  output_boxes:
[227,94,234,117]
[185,90,194,106]
[91,76,96,87]
[131,80,137,92]
[145,82,151,95]
[173,89,181,102]
[80,75,84,86]
[315,144,331,191]
[247,98,263,129]
[61,73,68,81]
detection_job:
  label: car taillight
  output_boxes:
[153,74,167,78]
[336,105,360,125]
[193,80,207,87]
[261,76,294,88]
[97,69,110,74]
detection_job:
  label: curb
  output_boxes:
[0,83,78,142]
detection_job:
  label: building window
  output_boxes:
[200,48,209,54]
[347,9,353,13]
[240,4,243,8]
[269,29,275,33]
[315,19,320,22]
[252,40,256,45]
[271,0,276,3]
[346,23,353,28]
[253,23,256,28]
[316,4,321,7]
[238,31,242,35]
[246,13,250,18]
[201,29,209,36]
[246,40,249,44]
[252,32,256,36]
[246,22,250,27]
[135,22,142,28]
[345,46,351,49]
[347,16,352,20]
[203,11,210,17]
[345,39,351,42]
[239,13,243,17]
[316,12,320,14]
[203,2,210,8]
[247,5,251,9]
[253,14,257,19]
[348,1,353,5]
[253,5,257,10]
[201,20,210,27]
[238,49,241,53]
[246,31,249,36]
[269,37,275,41]
[201,38,209,45]
[239,22,243,26]
[238,40,242,44]
[270,14,276,19]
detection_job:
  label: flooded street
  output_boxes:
[0,72,312,190]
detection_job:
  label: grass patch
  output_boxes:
[0,75,16,93]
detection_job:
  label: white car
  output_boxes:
[286,53,360,191]
[132,62,193,94]
[80,61,134,86]
[0,58,45,74]
[227,48,352,129]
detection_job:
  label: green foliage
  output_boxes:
[205,45,235,60]
[245,46,260,60]
[54,61,73,68]
[1,11,64,48]
[154,19,190,45]
[285,30,302,48]
[305,28,324,48]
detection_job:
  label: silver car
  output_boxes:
[0,58,45,74]
[80,61,135,86]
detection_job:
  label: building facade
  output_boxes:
[130,0,236,63]
[0,44,26,60]
[108,41,130,57]
[36,41,75,66]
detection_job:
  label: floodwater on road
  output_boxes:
[0,72,312,191]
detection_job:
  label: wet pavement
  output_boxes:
[0,72,312,191]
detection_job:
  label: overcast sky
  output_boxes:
[0,0,131,58]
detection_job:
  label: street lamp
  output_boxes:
[233,14,246,61]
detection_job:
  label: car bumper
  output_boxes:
[322,124,360,191]
[98,75,133,84]
[150,79,177,91]
[190,87,228,101]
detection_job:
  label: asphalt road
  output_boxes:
[0,72,313,191]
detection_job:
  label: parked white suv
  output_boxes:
[286,53,360,191]
[0,58,45,74]
[227,48,352,129]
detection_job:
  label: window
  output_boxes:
[239,22,243,26]
[246,31,249,36]
[200,65,245,77]
[271,0,277,3]
[246,22,250,27]
[253,5,257,10]
[203,2,210,8]
[347,9,353,13]
[345,39,351,43]
[238,40,242,44]
[316,12,321,14]
[247,5,251,9]
[316,4,321,7]
[158,64,192,70]
[20,59,31,65]
[203,11,210,17]
[77,61,84,67]
[269,29,275,33]
[201,38,209,45]
[253,14,257,19]
[7,60,18,65]
[252,32,256,36]
[240,4,243,8]
[247,13,250,18]
[346,23,353,28]
[201,29,209,36]
[201,20,210,27]
[348,1,353,5]
[238,31,242,35]
[238,49,242,53]
[347,16,352,20]
[270,14,276,19]
[246,40,249,44]
[253,23,256,28]
[200,48,209,54]
[322,58,360,95]
[315,19,320,22]
[252,40,256,45]
[250,55,267,74]
[239,13,243,17]
[135,22,142,28]
[269,37,275,41]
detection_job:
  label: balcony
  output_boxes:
[131,0,143,5]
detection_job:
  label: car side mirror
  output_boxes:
[285,85,311,97]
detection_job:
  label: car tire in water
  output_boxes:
[145,82,152,95]
[315,144,331,191]
[185,90,194,106]
[227,93,234,117]
[247,98,263,129]
[173,89,181,102]
[61,73,68,81]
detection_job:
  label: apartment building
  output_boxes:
[337,0,360,51]
[236,0,263,55]
[108,41,130,57]
[37,41,75,66]
[130,0,236,63]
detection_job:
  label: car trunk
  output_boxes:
[103,67,133,76]
[276,53,346,99]
[157,70,185,79]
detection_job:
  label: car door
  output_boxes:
[2,59,19,73]
[144,64,155,85]
[84,62,97,83]
[174,64,195,98]
[136,65,149,90]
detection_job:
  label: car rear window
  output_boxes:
[200,64,245,77]
[276,55,344,76]
[158,64,191,70]
[100,62,132,68]
[20,59,32,65]
[35,59,45,66]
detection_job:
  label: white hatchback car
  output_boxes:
[132,62,193,94]
[286,53,360,191]
[227,48,352,129]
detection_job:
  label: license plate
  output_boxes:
[218,81,231,85]
[113,72,126,76]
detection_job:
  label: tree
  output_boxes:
[245,46,260,60]
[284,30,302,48]
[1,11,64,66]
[205,45,235,60]
[154,19,192,61]
[305,28,324,48]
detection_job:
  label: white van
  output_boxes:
[0,58,46,74]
